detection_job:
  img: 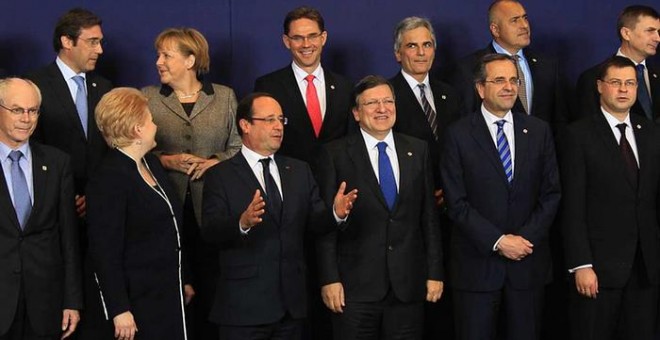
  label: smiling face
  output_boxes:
[0,79,40,149]
[60,25,104,73]
[477,59,519,117]
[282,18,327,73]
[396,27,435,82]
[240,97,285,156]
[352,84,396,140]
[598,65,638,117]
[489,1,531,54]
[156,39,195,86]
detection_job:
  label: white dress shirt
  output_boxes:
[400,70,437,113]
[359,129,400,190]
[55,57,87,105]
[291,62,327,119]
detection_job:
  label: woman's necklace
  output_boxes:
[175,89,200,99]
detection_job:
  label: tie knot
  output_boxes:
[495,120,507,129]
[259,157,271,168]
[377,141,388,153]
[418,83,426,91]
[72,75,85,87]
[8,150,23,162]
[305,74,315,83]
[636,64,646,73]
[616,123,627,134]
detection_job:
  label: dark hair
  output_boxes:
[53,8,102,52]
[617,5,660,41]
[473,53,517,84]
[596,56,636,80]
[236,92,278,136]
[350,75,395,109]
[283,6,325,35]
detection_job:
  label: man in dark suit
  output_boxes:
[26,8,112,339]
[253,6,353,165]
[0,78,81,339]
[440,54,560,340]
[316,75,444,339]
[388,16,461,339]
[449,0,567,133]
[201,92,356,340]
[575,5,660,122]
[561,56,660,340]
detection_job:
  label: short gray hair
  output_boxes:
[393,16,436,53]
[0,78,42,106]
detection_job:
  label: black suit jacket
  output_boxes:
[450,44,568,133]
[201,152,334,326]
[315,132,443,303]
[0,142,81,335]
[575,60,660,122]
[254,65,354,164]
[27,62,112,194]
[440,111,560,291]
[389,72,461,187]
[560,113,660,288]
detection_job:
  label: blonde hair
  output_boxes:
[95,87,149,148]
[155,27,210,75]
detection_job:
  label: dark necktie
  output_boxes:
[376,142,397,210]
[616,123,638,186]
[305,74,323,137]
[72,75,89,137]
[514,55,530,114]
[259,158,282,222]
[9,150,31,229]
[418,83,439,140]
[495,120,513,184]
[636,64,653,120]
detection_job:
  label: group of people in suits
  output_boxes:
[1,1,659,340]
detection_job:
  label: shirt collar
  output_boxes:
[291,62,325,84]
[56,56,85,81]
[400,69,430,91]
[481,104,514,126]
[0,141,31,162]
[601,107,631,127]
[241,144,275,169]
[492,41,525,60]
[359,128,395,151]
[616,49,647,67]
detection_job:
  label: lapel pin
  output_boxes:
[92,82,97,87]
[532,58,537,63]
[330,85,335,90]
[653,74,658,79]
[42,165,47,171]
[441,95,447,100]
[637,124,642,129]
[523,129,528,134]
[407,152,413,156]
[285,165,291,170]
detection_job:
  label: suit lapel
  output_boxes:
[190,90,213,120]
[592,113,637,190]
[321,71,339,137]
[469,112,510,185]
[631,115,648,190]
[282,67,316,138]
[523,49,540,113]
[160,91,190,122]
[647,64,660,117]
[393,134,413,212]
[275,155,293,226]
[27,143,48,232]
[511,113,529,188]
[0,155,21,232]
[346,134,389,210]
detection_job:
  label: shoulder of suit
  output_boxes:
[255,65,291,82]
[209,83,236,96]
[394,131,427,147]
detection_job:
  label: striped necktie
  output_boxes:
[495,120,513,184]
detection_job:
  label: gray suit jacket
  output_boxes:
[142,81,242,225]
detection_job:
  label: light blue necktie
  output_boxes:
[495,120,513,184]
[9,151,31,229]
[636,64,653,120]
[72,75,88,137]
[377,142,397,210]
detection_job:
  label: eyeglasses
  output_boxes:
[77,37,104,48]
[251,116,288,125]
[360,98,395,109]
[286,32,323,44]
[600,79,638,89]
[0,103,40,117]
[483,78,522,86]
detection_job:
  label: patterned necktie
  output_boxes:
[376,142,397,210]
[72,75,89,137]
[495,120,513,184]
[514,55,530,114]
[8,151,31,229]
[305,74,323,137]
[636,64,653,120]
[616,123,638,186]
[418,83,439,140]
[259,158,282,222]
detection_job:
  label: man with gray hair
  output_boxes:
[0,78,81,339]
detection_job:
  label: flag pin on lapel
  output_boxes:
[42,165,47,171]
[330,85,335,90]
[637,124,642,129]
[92,82,97,87]
[532,58,537,63]
[523,129,528,134]
[407,152,413,156]
[653,74,658,79]
[441,95,447,100]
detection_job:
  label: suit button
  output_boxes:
[185,122,191,127]
[185,149,192,153]
[388,246,394,251]
[184,135,191,140]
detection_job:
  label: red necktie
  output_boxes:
[305,74,322,137]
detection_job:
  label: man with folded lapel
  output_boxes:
[201,92,356,340]
[315,75,444,339]
[253,6,353,166]
[441,54,560,340]
[0,78,81,339]
[561,56,660,340]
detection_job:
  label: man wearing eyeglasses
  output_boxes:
[202,92,356,340]
[0,78,81,340]
[26,8,113,340]
[576,5,660,122]
[315,75,443,340]
[560,56,660,340]
[449,0,567,134]
[440,54,560,340]
[254,6,353,166]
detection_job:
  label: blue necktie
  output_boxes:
[72,75,89,137]
[636,64,653,120]
[259,158,282,223]
[495,120,513,184]
[9,151,31,229]
[376,142,397,210]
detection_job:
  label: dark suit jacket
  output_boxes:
[575,60,660,122]
[449,44,568,133]
[390,72,461,187]
[201,152,334,326]
[440,111,560,291]
[254,65,354,164]
[0,142,81,335]
[560,112,660,288]
[315,132,443,303]
[27,62,112,194]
